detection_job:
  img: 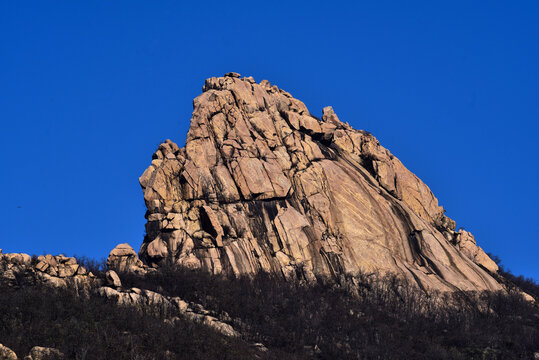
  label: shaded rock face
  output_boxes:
[139,73,501,292]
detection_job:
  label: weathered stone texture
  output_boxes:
[138,73,501,292]
[107,243,149,274]
[0,344,18,360]
[0,250,95,288]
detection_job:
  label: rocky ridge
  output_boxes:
[0,247,240,339]
[0,249,95,288]
[138,72,500,292]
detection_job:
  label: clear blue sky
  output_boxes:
[1,1,537,279]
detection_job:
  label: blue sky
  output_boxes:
[1,1,537,279]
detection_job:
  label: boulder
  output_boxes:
[107,243,146,274]
[0,344,17,360]
[105,270,122,288]
[24,346,64,360]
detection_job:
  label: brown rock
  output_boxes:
[0,251,95,289]
[35,261,49,272]
[0,344,17,360]
[147,237,169,259]
[453,230,499,273]
[138,74,503,292]
[3,269,16,281]
[3,253,31,266]
[24,346,64,360]
[232,157,274,199]
[107,243,146,273]
[96,285,240,338]
[106,270,122,288]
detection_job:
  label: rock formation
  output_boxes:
[0,344,18,360]
[106,243,149,274]
[0,248,240,340]
[138,72,500,292]
[0,250,95,288]
[97,284,239,337]
[23,347,64,360]
[0,345,64,360]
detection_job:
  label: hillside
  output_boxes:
[0,250,537,359]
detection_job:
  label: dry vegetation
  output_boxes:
[120,266,539,360]
[1,259,538,360]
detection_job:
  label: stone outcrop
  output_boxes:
[137,73,501,292]
[105,270,122,288]
[0,345,64,360]
[23,347,64,360]
[0,247,240,339]
[106,243,150,274]
[103,245,239,336]
[0,250,95,288]
[0,344,17,360]
[97,284,239,337]
[452,230,499,273]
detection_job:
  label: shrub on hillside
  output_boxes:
[2,255,538,359]
[119,266,539,360]
[0,282,288,360]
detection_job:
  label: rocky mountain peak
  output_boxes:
[138,73,500,292]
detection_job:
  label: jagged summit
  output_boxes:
[138,73,500,292]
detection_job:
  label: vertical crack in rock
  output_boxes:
[138,73,501,292]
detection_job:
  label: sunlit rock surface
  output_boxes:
[138,73,501,292]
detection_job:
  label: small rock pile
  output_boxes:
[1,245,241,339]
[106,243,151,274]
[0,250,94,288]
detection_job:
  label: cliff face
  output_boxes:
[138,72,500,292]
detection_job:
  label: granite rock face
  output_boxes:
[138,73,501,292]
[0,344,64,360]
[0,344,17,360]
[0,250,95,288]
[106,243,149,274]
